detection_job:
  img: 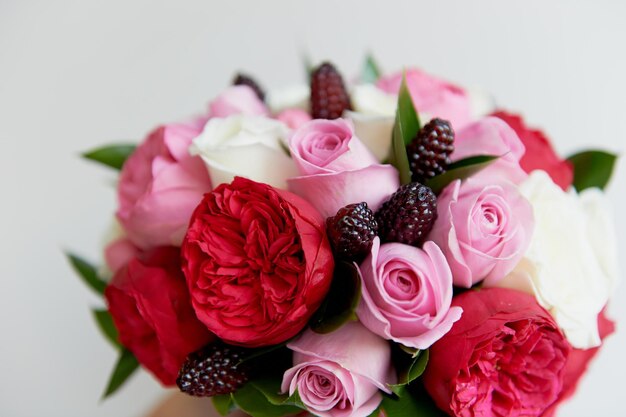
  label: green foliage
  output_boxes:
[66,252,107,295]
[92,309,119,347]
[310,261,361,334]
[82,144,136,170]
[361,53,382,83]
[389,74,421,185]
[425,155,499,194]
[102,349,139,399]
[567,150,617,191]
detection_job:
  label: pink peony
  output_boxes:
[117,123,212,249]
[357,238,463,349]
[208,85,269,118]
[282,322,395,417]
[376,68,473,128]
[428,178,534,288]
[453,117,527,184]
[287,119,399,218]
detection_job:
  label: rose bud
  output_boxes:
[423,288,570,417]
[105,247,213,386]
[181,177,334,347]
[282,322,396,417]
[357,237,463,349]
[287,118,400,218]
[117,123,212,249]
[428,178,534,288]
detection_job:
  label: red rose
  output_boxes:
[181,176,334,347]
[105,247,212,386]
[423,288,570,417]
[541,311,615,417]
[492,111,573,190]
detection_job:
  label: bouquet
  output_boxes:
[69,56,619,417]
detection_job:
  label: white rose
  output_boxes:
[345,84,396,162]
[267,85,310,113]
[495,170,618,349]
[191,115,298,189]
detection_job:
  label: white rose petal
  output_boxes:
[191,115,298,189]
[267,85,310,113]
[502,171,618,349]
[345,111,394,162]
[351,84,397,116]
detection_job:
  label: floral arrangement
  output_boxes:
[69,56,619,417]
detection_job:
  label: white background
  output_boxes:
[1,1,625,416]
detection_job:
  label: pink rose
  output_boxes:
[287,119,400,218]
[282,322,395,417]
[357,238,463,349]
[276,108,312,130]
[453,117,527,184]
[428,178,534,288]
[117,123,212,249]
[376,68,473,128]
[209,85,269,118]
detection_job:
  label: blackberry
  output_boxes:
[406,118,455,183]
[326,202,378,261]
[233,73,266,102]
[376,183,437,246]
[177,342,250,397]
[310,62,352,119]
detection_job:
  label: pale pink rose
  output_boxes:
[287,119,400,218]
[282,322,395,417]
[357,238,463,349]
[376,68,473,128]
[454,117,527,184]
[209,85,269,118]
[276,108,312,130]
[104,238,139,273]
[117,123,212,249]
[428,178,534,288]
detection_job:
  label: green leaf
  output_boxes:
[92,309,119,347]
[389,350,429,396]
[82,144,136,170]
[567,150,618,191]
[66,252,107,295]
[361,53,382,83]
[310,261,361,334]
[212,394,235,416]
[380,386,447,417]
[425,154,499,194]
[389,74,421,185]
[251,378,305,408]
[102,349,139,399]
[231,383,302,417]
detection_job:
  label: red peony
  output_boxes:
[423,288,570,417]
[542,311,615,417]
[105,247,212,386]
[181,176,334,347]
[492,111,573,190]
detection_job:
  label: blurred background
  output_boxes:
[1,0,625,416]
